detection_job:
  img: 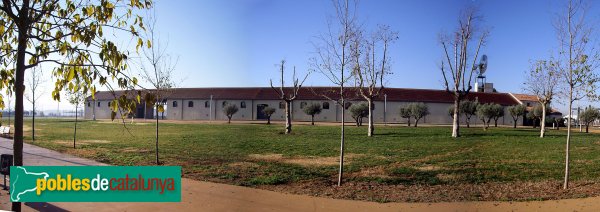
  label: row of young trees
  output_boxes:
[399,103,429,127]
[435,0,599,190]
[447,101,505,130]
[518,0,600,189]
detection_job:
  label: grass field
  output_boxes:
[9,118,600,202]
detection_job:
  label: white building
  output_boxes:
[84,87,561,126]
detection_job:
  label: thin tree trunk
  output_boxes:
[513,118,518,128]
[494,119,498,127]
[414,118,419,127]
[156,105,160,165]
[32,100,35,141]
[481,119,487,130]
[311,115,314,125]
[585,124,589,133]
[73,106,78,149]
[338,98,345,186]
[12,25,27,212]
[564,94,572,189]
[267,117,271,125]
[285,101,292,134]
[452,99,460,137]
[540,104,547,138]
[407,118,411,126]
[367,99,374,136]
[466,117,470,128]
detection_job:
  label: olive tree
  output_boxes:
[303,103,322,125]
[524,60,560,137]
[476,103,494,130]
[223,104,238,124]
[527,104,549,128]
[553,117,565,130]
[349,103,368,127]
[508,104,526,128]
[409,102,429,127]
[400,107,411,126]
[0,1,152,210]
[579,106,599,133]
[460,100,479,128]
[262,107,276,125]
[440,6,489,137]
[491,104,504,127]
[447,106,456,118]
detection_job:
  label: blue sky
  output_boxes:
[32,0,600,112]
[154,0,561,92]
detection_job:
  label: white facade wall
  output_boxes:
[84,98,525,126]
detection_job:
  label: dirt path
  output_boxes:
[0,138,599,211]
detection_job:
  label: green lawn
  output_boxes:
[9,118,600,201]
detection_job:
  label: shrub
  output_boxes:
[303,103,322,125]
[223,104,239,124]
[262,107,276,125]
[408,102,429,127]
[349,103,369,126]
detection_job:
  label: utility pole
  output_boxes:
[384,94,387,126]
[578,106,582,132]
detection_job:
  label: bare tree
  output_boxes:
[269,60,308,134]
[439,6,489,138]
[524,60,561,138]
[25,67,45,141]
[66,83,86,149]
[312,0,358,186]
[139,8,178,165]
[352,25,398,137]
[554,0,600,189]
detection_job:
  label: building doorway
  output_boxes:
[256,104,269,120]
[136,105,145,118]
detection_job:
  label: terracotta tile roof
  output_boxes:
[511,93,539,102]
[525,106,563,115]
[88,87,521,106]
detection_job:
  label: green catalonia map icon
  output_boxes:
[10,166,50,202]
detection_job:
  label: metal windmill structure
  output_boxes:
[475,55,488,92]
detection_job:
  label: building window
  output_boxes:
[87,102,91,107]
[344,102,352,109]
[526,103,531,106]
[300,102,307,109]
[323,102,329,109]
[279,102,285,109]
[172,101,178,107]
[108,102,111,107]
[205,101,210,108]
[240,101,246,108]
[222,101,228,107]
[188,101,194,107]
[97,101,101,107]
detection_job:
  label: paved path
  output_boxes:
[0,138,599,211]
